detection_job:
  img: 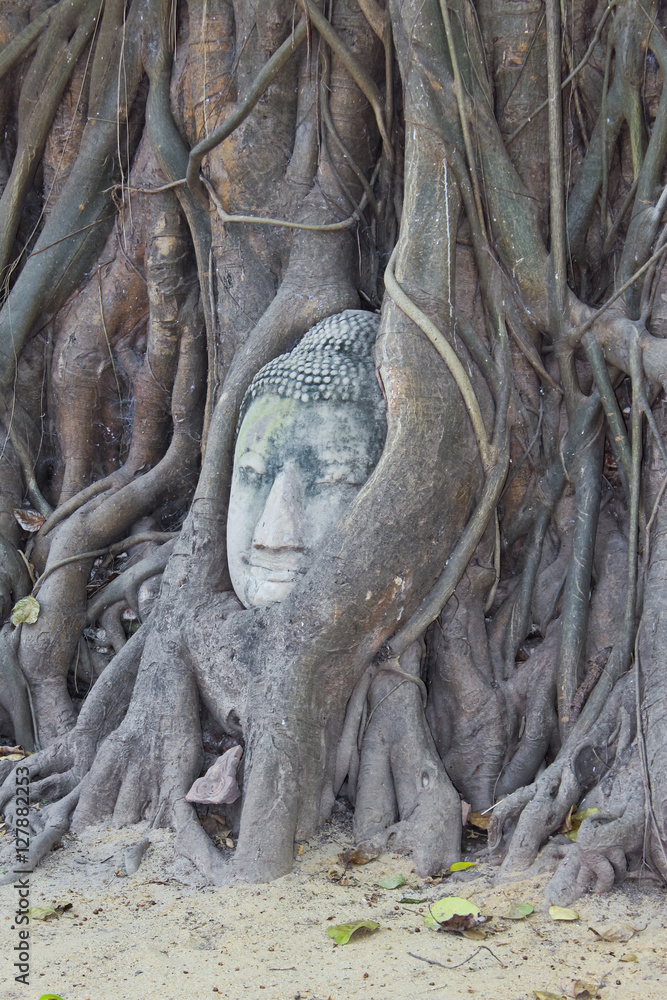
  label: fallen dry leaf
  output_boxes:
[338,847,379,866]
[564,978,602,999]
[10,595,40,626]
[13,508,45,532]
[589,921,636,943]
[469,811,490,830]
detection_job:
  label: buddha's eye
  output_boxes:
[238,465,271,488]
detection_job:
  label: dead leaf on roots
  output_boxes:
[469,811,490,830]
[10,596,40,626]
[28,903,73,921]
[564,978,603,999]
[561,807,601,841]
[13,508,45,532]
[0,745,28,761]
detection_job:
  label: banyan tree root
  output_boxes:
[546,716,648,903]
[546,784,646,904]
[352,640,462,875]
[0,627,146,870]
[489,671,639,877]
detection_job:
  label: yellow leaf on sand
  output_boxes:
[549,905,579,921]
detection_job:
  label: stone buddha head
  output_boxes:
[227,310,386,608]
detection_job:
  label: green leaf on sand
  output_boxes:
[430,896,479,921]
[503,902,534,920]
[449,861,477,871]
[327,920,380,945]
[399,897,428,904]
[424,896,490,933]
[378,874,407,889]
[11,596,40,626]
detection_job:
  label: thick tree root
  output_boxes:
[0,787,81,886]
[546,752,646,904]
[0,626,35,752]
[0,628,145,872]
[353,641,461,875]
[490,672,637,878]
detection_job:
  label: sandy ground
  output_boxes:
[1,810,666,1000]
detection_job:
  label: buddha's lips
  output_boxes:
[244,556,307,582]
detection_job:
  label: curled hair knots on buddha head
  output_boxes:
[238,310,383,425]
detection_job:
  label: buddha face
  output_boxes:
[227,394,384,607]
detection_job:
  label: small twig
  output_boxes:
[98,269,123,414]
[379,657,428,706]
[409,951,449,969]
[546,0,567,327]
[602,177,639,255]
[107,179,186,196]
[409,945,506,970]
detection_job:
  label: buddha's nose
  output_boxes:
[252,462,306,552]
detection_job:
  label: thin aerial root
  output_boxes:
[304,1,392,162]
[202,176,374,233]
[384,247,490,467]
